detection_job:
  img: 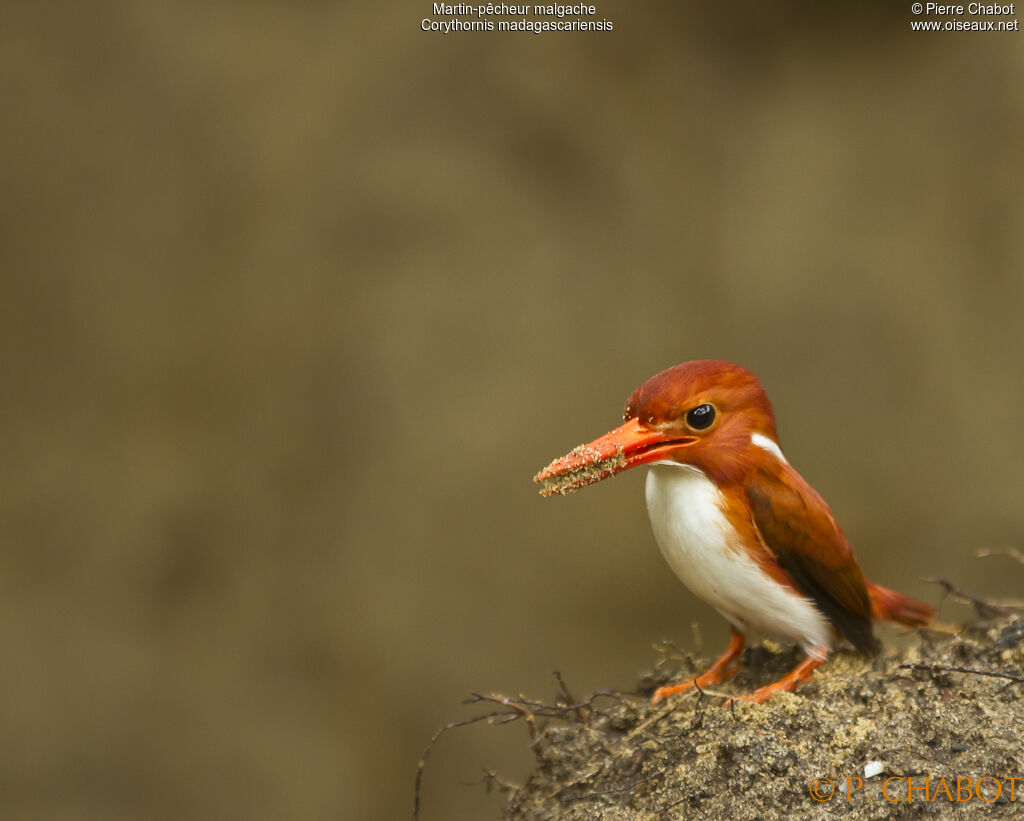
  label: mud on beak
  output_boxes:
[533,417,697,496]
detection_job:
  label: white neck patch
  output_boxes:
[751,432,788,464]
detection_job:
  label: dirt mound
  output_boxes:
[500,615,1023,819]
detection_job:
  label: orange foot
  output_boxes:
[651,629,745,705]
[722,651,825,706]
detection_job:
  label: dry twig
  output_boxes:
[976,546,1024,566]
[923,577,1022,618]
[899,661,1024,683]
[413,675,629,820]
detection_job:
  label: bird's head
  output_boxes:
[534,360,779,495]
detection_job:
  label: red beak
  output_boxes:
[533,418,697,496]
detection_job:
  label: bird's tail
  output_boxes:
[867,581,935,627]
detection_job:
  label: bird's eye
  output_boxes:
[686,403,716,430]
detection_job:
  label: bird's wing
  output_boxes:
[745,464,878,654]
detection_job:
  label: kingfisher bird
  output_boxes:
[533,360,933,705]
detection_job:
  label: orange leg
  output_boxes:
[651,629,745,705]
[724,649,826,706]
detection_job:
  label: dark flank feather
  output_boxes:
[746,467,879,655]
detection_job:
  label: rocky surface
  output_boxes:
[503,617,1024,819]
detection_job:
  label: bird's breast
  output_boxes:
[644,464,830,654]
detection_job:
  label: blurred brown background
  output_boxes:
[3,3,1023,820]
